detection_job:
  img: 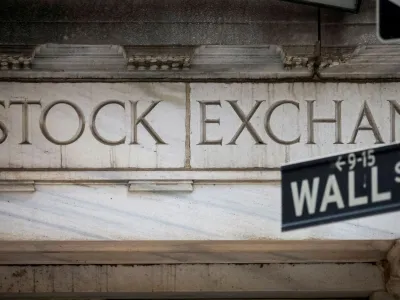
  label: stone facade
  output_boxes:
[1,0,400,299]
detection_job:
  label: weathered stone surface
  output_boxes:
[0,263,384,296]
[33,44,128,71]
[1,82,400,241]
[369,291,396,300]
[0,0,318,46]
[0,22,318,46]
[1,82,400,170]
[318,45,400,79]
[0,0,318,23]
[190,82,400,168]
[320,0,400,46]
[0,82,186,168]
[0,240,392,265]
[0,183,399,240]
[387,240,400,299]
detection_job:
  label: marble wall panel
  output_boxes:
[1,82,400,241]
[0,184,398,240]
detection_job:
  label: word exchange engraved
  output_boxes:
[190,83,400,168]
[281,143,400,231]
[0,83,186,168]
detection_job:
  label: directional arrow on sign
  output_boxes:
[335,155,345,172]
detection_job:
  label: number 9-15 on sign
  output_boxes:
[335,149,377,171]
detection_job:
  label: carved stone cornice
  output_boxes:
[387,240,400,299]
[0,55,32,70]
[125,45,193,70]
[0,46,35,70]
[127,56,191,70]
[318,45,400,79]
[318,46,356,69]
[280,45,316,70]
[0,44,314,80]
[3,44,400,80]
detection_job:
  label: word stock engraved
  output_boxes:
[281,143,400,231]
[0,99,165,146]
[197,99,400,146]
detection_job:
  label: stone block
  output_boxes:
[0,82,186,168]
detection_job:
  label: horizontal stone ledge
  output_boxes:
[0,44,314,79]
[0,70,313,81]
[4,44,400,80]
[0,263,385,296]
[0,180,35,192]
[0,170,281,183]
[0,292,374,299]
[319,45,400,79]
[128,180,194,192]
[0,240,393,265]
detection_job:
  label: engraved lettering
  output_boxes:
[1,94,398,150]
[388,100,400,142]
[198,100,222,145]
[349,101,384,144]
[9,99,41,144]
[0,101,7,144]
[265,100,300,145]
[91,100,126,146]
[40,100,85,145]
[306,100,342,144]
[130,101,166,145]
[227,100,265,145]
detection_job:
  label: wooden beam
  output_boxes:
[0,240,393,265]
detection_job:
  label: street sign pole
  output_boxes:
[281,143,400,232]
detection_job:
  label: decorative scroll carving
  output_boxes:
[127,55,191,70]
[319,47,355,69]
[0,46,35,71]
[279,46,315,70]
[0,55,32,70]
[319,54,353,69]
[387,240,400,299]
[282,55,314,70]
